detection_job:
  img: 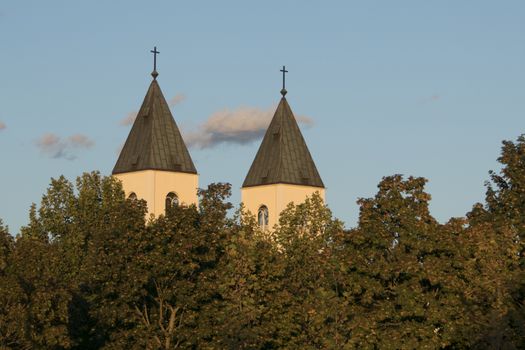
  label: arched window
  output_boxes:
[165,192,179,213]
[128,192,137,201]
[258,205,269,230]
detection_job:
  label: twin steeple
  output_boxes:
[112,47,199,217]
[242,66,324,188]
[112,48,197,175]
[113,48,324,224]
[241,65,325,230]
[242,96,324,188]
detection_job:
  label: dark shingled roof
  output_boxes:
[242,97,324,188]
[112,79,197,175]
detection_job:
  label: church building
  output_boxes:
[113,50,324,228]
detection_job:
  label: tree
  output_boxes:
[92,182,235,349]
[4,131,525,349]
[208,193,347,349]
[0,214,73,349]
[0,172,149,349]
[343,175,473,348]
[459,222,525,348]
[466,134,525,348]
[471,135,525,262]
[0,219,29,349]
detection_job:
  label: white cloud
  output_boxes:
[185,105,314,149]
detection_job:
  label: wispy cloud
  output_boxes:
[36,133,94,160]
[119,111,138,126]
[169,93,185,107]
[185,105,314,149]
[118,94,186,126]
[68,134,94,148]
[0,121,6,131]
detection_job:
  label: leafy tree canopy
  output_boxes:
[1,136,525,348]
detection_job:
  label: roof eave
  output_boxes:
[241,181,325,189]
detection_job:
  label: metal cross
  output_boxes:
[150,46,160,79]
[280,65,288,96]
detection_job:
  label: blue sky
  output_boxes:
[1,1,524,233]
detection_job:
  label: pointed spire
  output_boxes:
[242,96,324,188]
[113,71,197,175]
[243,67,323,188]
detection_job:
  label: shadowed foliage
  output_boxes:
[1,136,525,348]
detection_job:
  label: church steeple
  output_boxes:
[112,77,197,175]
[241,67,325,230]
[113,48,198,217]
[113,49,196,175]
[242,96,324,188]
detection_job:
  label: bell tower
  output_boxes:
[113,47,198,217]
[241,66,325,230]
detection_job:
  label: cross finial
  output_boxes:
[280,65,288,96]
[150,46,160,79]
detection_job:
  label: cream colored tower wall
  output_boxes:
[114,170,199,217]
[241,183,325,229]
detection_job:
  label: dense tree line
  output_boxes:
[1,136,525,349]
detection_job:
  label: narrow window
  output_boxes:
[165,192,179,213]
[258,205,269,230]
[128,192,137,201]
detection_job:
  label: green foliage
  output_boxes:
[474,135,525,262]
[466,135,525,346]
[0,219,12,272]
[2,136,525,348]
[342,176,458,348]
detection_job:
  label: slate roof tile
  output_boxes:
[113,79,197,174]
[242,97,324,188]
